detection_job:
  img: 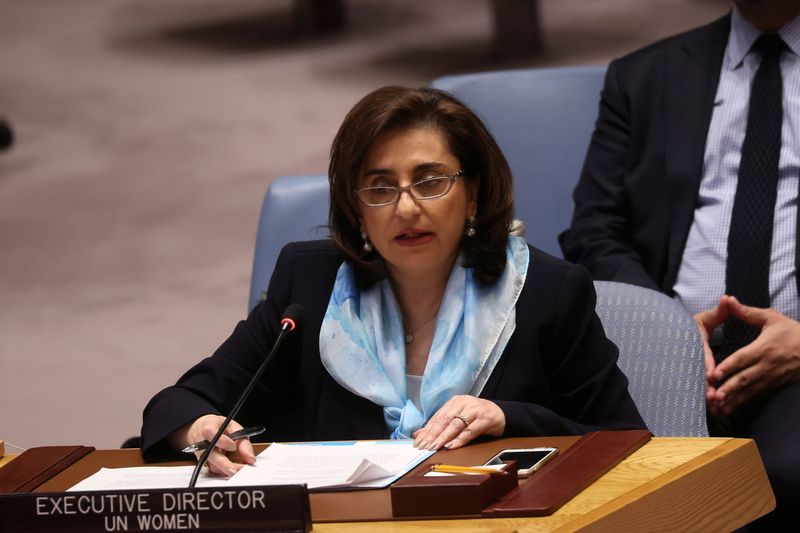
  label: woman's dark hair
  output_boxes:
[328,86,515,287]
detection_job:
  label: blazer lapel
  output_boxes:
[663,15,731,291]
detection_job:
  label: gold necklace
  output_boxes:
[404,309,439,345]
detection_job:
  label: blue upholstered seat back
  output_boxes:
[594,281,709,436]
[431,66,606,257]
[249,66,607,309]
[248,174,329,310]
[246,68,709,437]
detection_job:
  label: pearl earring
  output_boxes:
[465,216,476,238]
[361,232,373,253]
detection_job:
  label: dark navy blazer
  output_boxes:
[141,240,644,460]
[559,15,757,294]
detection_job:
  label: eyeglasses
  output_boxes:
[355,170,463,207]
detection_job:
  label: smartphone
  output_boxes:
[484,447,559,478]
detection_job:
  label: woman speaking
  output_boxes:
[141,86,644,476]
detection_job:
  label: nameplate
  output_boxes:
[0,485,311,532]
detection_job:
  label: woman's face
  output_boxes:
[357,126,477,282]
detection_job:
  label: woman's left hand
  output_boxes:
[412,395,505,451]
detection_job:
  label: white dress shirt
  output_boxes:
[673,7,800,326]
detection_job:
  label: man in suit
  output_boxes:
[560,1,800,529]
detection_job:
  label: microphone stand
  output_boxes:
[188,315,298,488]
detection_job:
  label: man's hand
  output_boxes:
[693,296,732,407]
[708,296,800,415]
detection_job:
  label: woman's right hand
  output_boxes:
[172,415,257,477]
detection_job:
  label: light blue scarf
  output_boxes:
[319,236,529,439]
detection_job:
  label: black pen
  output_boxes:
[182,426,266,453]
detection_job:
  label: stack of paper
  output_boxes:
[69,441,434,492]
[237,441,434,490]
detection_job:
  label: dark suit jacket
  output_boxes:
[141,240,644,460]
[560,15,741,294]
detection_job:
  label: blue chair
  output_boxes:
[246,69,709,437]
[249,67,608,309]
[594,281,709,437]
[248,174,329,311]
[248,181,710,436]
[431,66,606,257]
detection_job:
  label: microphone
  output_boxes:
[280,304,303,332]
[189,303,304,488]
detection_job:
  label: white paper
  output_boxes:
[68,441,433,492]
[68,466,235,492]
[231,441,434,489]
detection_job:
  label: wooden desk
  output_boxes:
[9,437,774,532]
[310,438,775,532]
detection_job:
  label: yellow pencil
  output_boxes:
[430,464,501,474]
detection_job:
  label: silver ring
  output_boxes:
[454,414,470,427]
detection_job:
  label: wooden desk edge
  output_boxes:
[559,438,775,532]
[5,438,774,532]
